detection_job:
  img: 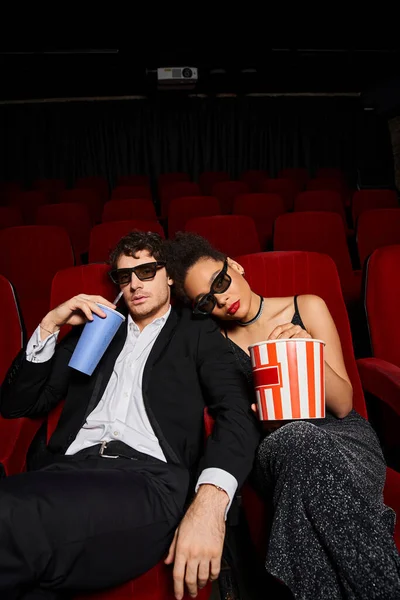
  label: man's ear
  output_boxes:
[167,275,174,287]
[227,257,245,276]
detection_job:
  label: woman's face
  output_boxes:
[184,257,253,321]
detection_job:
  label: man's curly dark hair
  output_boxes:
[165,232,225,303]
[109,231,166,270]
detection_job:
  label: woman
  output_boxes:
[166,232,400,600]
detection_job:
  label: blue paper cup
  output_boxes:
[68,303,126,375]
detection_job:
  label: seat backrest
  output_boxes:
[0,226,74,336]
[89,220,165,263]
[0,206,23,229]
[160,182,201,218]
[57,188,103,224]
[307,177,344,193]
[117,175,150,187]
[295,191,346,223]
[111,185,152,201]
[235,251,367,418]
[364,245,400,368]
[211,181,249,214]
[315,168,344,180]
[240,170,269,192]
[8,191,51,224]
[158,172,190,188]
[234,193,286,250]
[36,203,92,261]
[0,275,23,384]
[278,168,309,187]
[32,178,66,194]
[352,189,398,224]
[199,171,230,195]
[357,208,400,267]
[260,178,299,211]
[74,176,109,204]
[168,196,221,238]
[102,198,157,222]
[274,212,354,290]
[185,215,261,257]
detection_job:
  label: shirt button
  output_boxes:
[114,431,119,437]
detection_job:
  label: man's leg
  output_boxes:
[0,457,188,596]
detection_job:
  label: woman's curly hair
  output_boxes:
[165,232,225,303]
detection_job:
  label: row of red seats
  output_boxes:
[1,248,399,599]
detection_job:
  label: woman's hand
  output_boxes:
[268,323,312,340]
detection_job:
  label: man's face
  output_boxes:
[116,250,172,325]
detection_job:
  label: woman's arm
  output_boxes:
[269,295,353,419]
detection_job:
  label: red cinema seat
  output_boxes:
[46,263,211,600]
[36,203,92,264]
[352,189,398,225]
[57,188,103,224]
[274,212,361,306]
[185,215,260,257]
[8,190,51,224]
[102,199,157,223]
[168,196,220,238]
[294,190,348,226]
[357,209,400,268]
[211,181,249,214]
[32,178,66,201]
[0,275,43,475]
[234,250,400,550]
[0,225,74,337]
[278,168,309,189]
[117,175,150,187]
[0,206,23,229]
[160,182,201,219]
[75,177,109,204]
[89,220,165,263]
[111,186,152,202]
[158,172,190,189]
[315,167,345,180]
[260,178,299,211]
[199,171,230,195]
[240,170,269,192]
[233,193,285,249]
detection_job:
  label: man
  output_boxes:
[0,231,259,600]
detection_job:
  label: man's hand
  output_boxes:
[165,484,228,599]
[39,294,116,340]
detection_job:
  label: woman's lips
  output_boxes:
[227,300,240,315]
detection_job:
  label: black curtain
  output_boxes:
[0,96,393,188]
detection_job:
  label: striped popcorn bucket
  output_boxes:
[249,339,325,421]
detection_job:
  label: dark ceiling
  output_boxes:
[1,44,400,102]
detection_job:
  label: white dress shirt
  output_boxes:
[26,308,238,514]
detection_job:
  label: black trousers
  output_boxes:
[0,448,189,599]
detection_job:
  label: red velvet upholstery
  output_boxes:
[278,168,309,188]
[240,170,269,192]
[32,178,66,199]
[102,199,157,223]
[168,196,221,238]
[211,181,249,214]
[0,275,42,475]
[0,206,23,229]
[294,190,347,225]
[357,209,400,267]
[158,172,190,188]
[48,264,212,599]
[234,251,399,549]
[315,168,345,180]
[117,175,150,187]
[89,220,165,263]
[352,189,398,224]
[364,245,400,368]
[159,182,201,219]
[274,212,361,306]
[233,193,285,249]
[57,188,104,223]
[8,191,51,224]
[199,171,230,195]
[0,225,74,336]
[306,178,348,204]
[262,178,301,211]
[75,177,109,204]
[185,215,260,257]
[36,203,91,264]
[111,185,153,202]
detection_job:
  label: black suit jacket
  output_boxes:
[0,307,260,489]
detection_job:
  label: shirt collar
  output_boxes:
[127,305,172,333]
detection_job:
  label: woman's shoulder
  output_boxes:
[266,295,328,323]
